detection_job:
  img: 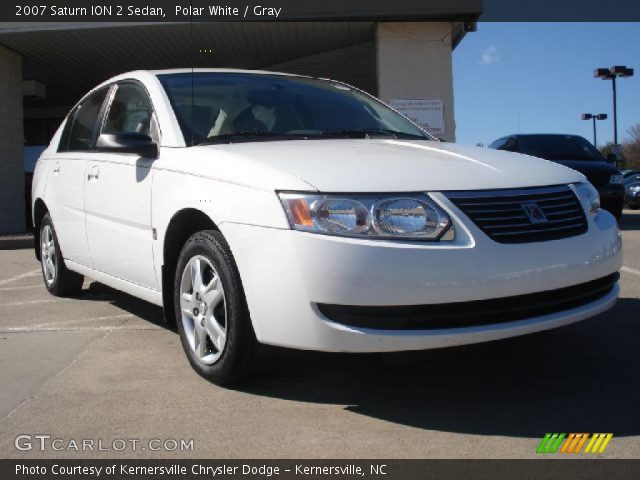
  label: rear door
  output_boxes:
[84,81,159,289]
[45,87,109,266]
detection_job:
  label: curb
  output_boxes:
[0,235,34,250]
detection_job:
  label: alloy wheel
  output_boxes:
[41,224,57,286]
[179,255,227,364]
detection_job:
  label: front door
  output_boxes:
[84,82,159,290]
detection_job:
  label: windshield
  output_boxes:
[157,72,431,146]
[516,135,605,161]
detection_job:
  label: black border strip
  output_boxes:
[3,459,640,480]
[2,0,640,22]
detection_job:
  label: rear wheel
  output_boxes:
[40,213,84,296]
[174,230,256,386]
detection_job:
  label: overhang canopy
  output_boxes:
[0,22,382,108]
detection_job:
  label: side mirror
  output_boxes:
[96,132,158,159]
[606,153,617,165]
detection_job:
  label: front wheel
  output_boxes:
[173,230,256,386]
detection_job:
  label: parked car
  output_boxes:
[32,70,622,385]
[622,169,640,180]
[624,174,640,209]
[24,146,47,232]
[488,134,625,219]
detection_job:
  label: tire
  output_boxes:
[39,213,84,296]
[613,208,623,221]
[173,230,256,386]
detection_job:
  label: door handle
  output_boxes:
[53,163,61,174]
[87,167,99,181]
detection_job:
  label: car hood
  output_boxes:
[191,139,585,192]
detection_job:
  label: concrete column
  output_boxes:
[0,44,25,233]
[376,22,456,141]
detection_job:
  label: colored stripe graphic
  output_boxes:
[560,433,589,453]
[584,433,613,453]
[536,433,566,453]
[537,433,614,454]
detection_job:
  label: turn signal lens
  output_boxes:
[289,198,313,227]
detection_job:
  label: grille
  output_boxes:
[445,185,588,244]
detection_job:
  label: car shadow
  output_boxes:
[239,297,640,439]
[619,210,640,231]
[74,281,170,330]
[71,280,640,439]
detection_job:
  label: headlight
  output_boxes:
[573,182,600,215]
[279,193,452,240]
[628,184,640,195]
[610,174,623,184]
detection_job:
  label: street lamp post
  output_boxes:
[594,66,634,145]
[581,113,607,147]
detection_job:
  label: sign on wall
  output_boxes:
[389,98,445,136]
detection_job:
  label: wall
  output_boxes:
[0,44,25,233]
[268,40,378,96]
[376,22,456,141]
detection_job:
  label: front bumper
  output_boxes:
[220,195,622,352]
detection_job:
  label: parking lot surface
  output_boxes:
[0,211,639,459]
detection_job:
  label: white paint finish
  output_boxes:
[622,266,640,276]
[84,155,158,289]
[32,68,623,354]
[377,22,456,141]
[65,260,163,306]
[1,314,133,332]
[178,138,584,193]
[220,210,621,350]
[42,155,91,264]
[0,270,40,286]
[0,284,43,291]
[150,166,294,280]
[1,298,71,307]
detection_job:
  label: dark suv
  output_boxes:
[489,134,624,219]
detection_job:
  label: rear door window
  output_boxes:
[59,88,108,152]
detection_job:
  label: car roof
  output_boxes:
[505,134,584,138]
[148,67,300,77]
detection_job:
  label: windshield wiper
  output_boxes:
[197,131,308,145]
[196,128,430,145]
[317,128,428,140]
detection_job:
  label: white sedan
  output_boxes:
[32,69,622,385]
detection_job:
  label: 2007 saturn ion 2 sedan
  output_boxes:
[32,69,622,385]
